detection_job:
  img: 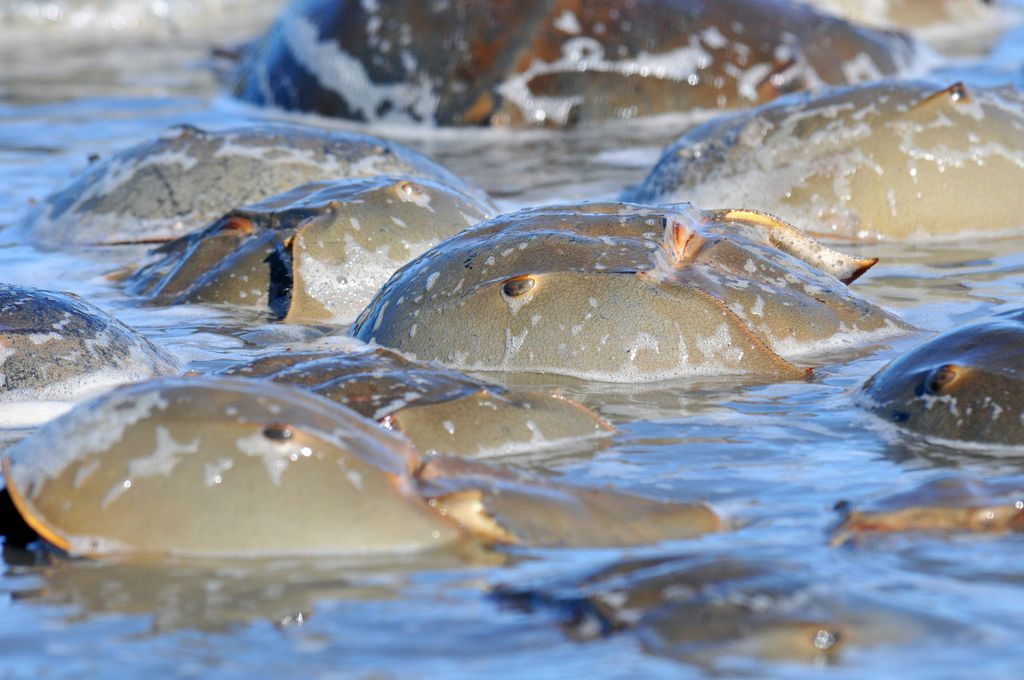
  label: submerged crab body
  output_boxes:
[494,553,929,667]
[220,348,612,457]
[833,475,1024,543]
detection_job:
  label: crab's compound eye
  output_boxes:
[925,364,960,394]
[215,215,255,235]
[396,181,422,198]
[501,276,536,297]
[263,423,294,441]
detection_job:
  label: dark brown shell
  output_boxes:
[234,0,916,127]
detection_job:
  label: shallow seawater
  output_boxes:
[3,2,1024,677]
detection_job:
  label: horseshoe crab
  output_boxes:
[861,308,1024,445]
[350,203,908,382]
[220,348,612,457]
[631,80,1024,241]
[2,376,721,557]
[233,0,916,127]
[801,0,999,50]
[0,283,176,402]
[833,475,1024,544]
[2,376,457,556]
[494,553,929,667]
[415,456,722,547]
[126,176,495,324]
[19,123,488,246]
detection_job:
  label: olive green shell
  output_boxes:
[3,376,461,557]
[3,376,719,557]
[632,81,1024,240]
[351,203,907,381]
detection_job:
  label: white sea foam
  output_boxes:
[282,13,439,124]
[0,400,75,428]
[496,36,716,127]
[295,232,439,324]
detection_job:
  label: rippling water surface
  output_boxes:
[3,2,1024,677]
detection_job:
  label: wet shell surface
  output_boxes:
[861,308,1024,445]
[0,283,176,402]
[2,376,462,557]
[19,123,489,246]
[126,175,495,324]
[1,376,721,556]
[833,474,1024,544]
[631,80,1024,241]
[416,456,723,547]
[220,347,613,457]
[351,202,908,382]
[233,0,917,127]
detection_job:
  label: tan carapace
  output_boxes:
[352,203,908,382]
[220,347,614,458]
[633,80,1024,241]
[2,376,721,557]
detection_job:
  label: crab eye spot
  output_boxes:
[926,364,959,394]
[501,276,535,297]
[397,181,421,197]
[216,215,254,235]
[263,423,293,441]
